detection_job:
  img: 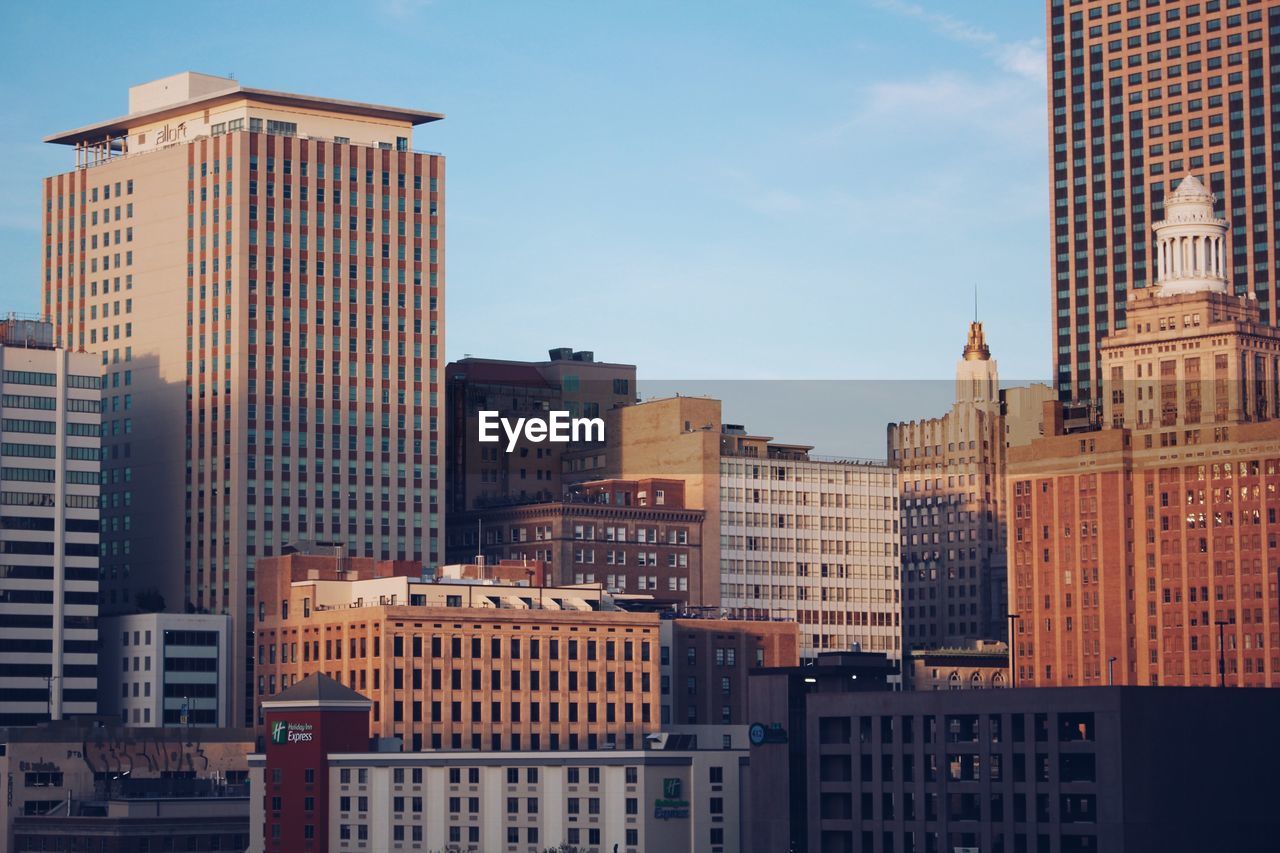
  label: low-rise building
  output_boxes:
[436,557,553,586]
[10,783,248,853]
[255,551,662,750]
[248,674,745,853]
[0,718,253,853]
[97,612,234,727]
[907,640,1010,691]
[744,652,898,853]
[752,685,1280,853]
[658,615,799,726]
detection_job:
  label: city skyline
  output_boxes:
[0,0,1049,381]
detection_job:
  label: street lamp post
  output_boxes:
[1107,656,1117,686]
[44,675,59,720]
[1006,613,1021,688]
[1214,619,1231,687]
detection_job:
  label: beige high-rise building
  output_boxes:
[40,72,445,723]
[888,323,1052,650]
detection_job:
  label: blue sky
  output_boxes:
[0,0,1049,383]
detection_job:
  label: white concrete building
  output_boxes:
[249,745,744,853]
[0,317,101,725]
[718,429,900,661]
[98,611,233,727]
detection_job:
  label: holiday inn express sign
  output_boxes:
[653,777,690,820]
[271,721,314,745]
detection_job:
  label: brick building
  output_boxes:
[448,477,705,606]
[658,616,800,726]
[1009,175,1280,687]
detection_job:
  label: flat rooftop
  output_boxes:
[46,71,443,146]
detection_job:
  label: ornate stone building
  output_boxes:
[889,324,1052,650]
[1010,175,1280,687]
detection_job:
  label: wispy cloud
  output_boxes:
[869,0,1043,83]
[858,72,1043,140]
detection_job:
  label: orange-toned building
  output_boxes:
[254,551,661,751]
[1009,175,1280,688]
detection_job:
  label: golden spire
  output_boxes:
[963,321,990,361]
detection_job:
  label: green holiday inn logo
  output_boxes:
[654,777,689,820]
[271,721,313,745]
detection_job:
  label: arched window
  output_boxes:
[992,671,1007,689]
[970,672,984,690]
[948,671,961,690]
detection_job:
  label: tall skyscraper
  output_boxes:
[40,72,445,722]
[1011,177,1280,687]
[0,317,101,725]
[1048,0,1279,405]
[888,323,1053,650]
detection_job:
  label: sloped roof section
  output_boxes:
[266,673,371,707]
